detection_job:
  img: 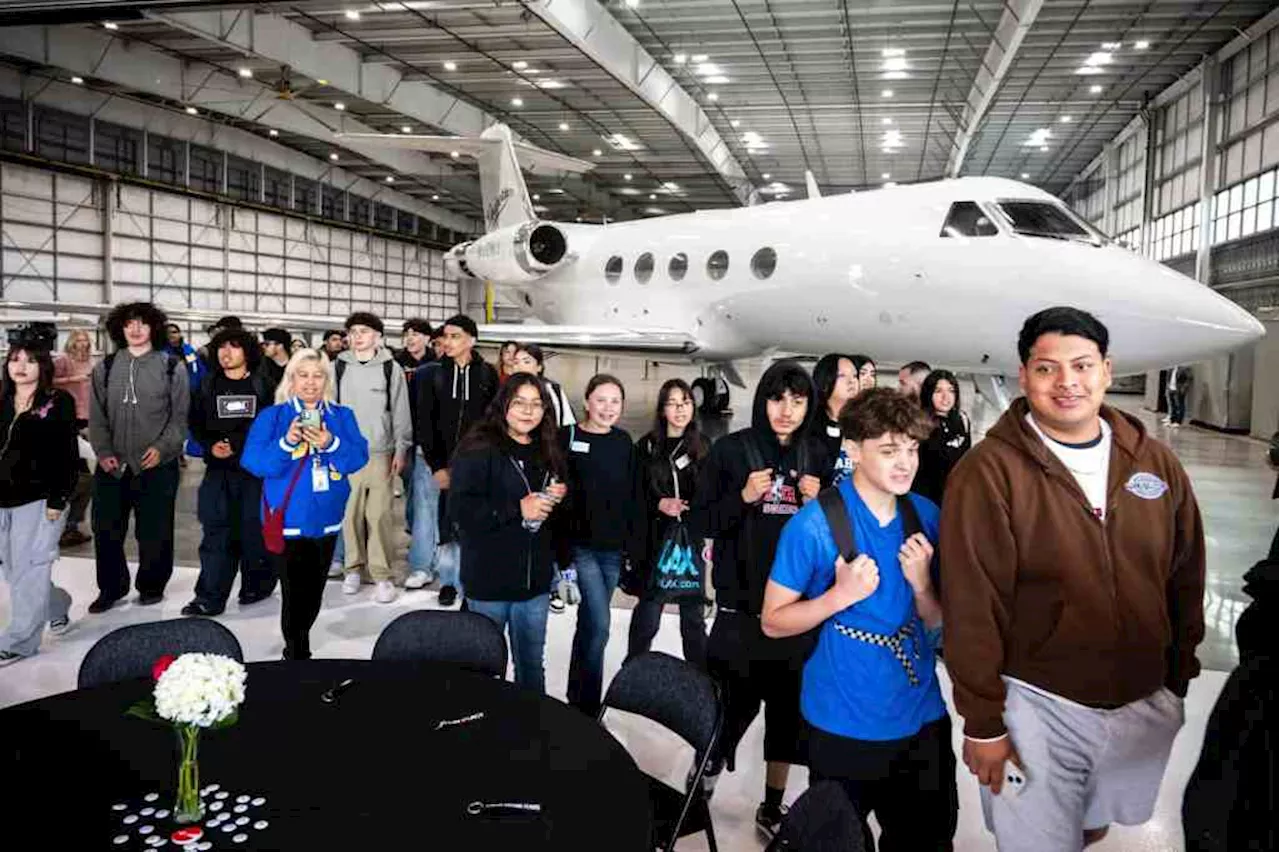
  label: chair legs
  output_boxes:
[705,822,719,852]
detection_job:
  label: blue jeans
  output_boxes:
[402,452,416,532]
[408,455,441,575]
[567,547,623,716]
[467,595,550,692]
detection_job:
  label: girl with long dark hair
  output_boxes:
[509,342,576,427]
[450,373,568,692]
[0,340,79,666]
[626,378,710,668]
[809,354,859,484]
[914,369,972,504]
[851,354,877,395]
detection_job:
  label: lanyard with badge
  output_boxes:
[300,405,330,493]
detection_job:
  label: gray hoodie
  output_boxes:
[335,346,412,457]
[89,348,190,472]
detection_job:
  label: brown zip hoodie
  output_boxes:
[939,398,1205,740]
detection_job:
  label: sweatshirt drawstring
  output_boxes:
[123,358,139,405]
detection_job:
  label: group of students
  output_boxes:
[0,301,1208,852]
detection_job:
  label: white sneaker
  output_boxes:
[405,570,434,590]
[328,561,344,579]
[342,571,363,595]
[374,579,397,604]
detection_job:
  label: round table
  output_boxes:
[2,660,652,849]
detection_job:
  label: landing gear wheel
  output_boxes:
[712,377,730,413]
[691,377,719,414]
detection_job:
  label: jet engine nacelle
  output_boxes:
[460,221,569,284]
[443,242,476,281]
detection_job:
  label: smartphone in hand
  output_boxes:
[298,408,322,430]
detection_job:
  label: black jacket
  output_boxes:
[449,437,556,602]
[557,425,639,553]
[632,431,709,585]
[914,411,971,505]
[692,364,830,615]
[189,370,275,471]
[415,354,498,470]
[0,389,78,510]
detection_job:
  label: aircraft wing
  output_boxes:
[335,133,595,175]
[476,324,699,354]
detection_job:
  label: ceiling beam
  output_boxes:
[145,8,625,219]
[0,22,483,232]
[527,0,753,205]
[946,0,1045,178]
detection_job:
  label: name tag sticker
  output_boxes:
[216,395,257,419]
[674,454,691,470]
[571,440,591,454]
[826,425,841,438]
[1125,472,1168,500]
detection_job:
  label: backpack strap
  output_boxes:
[333,359,346,404]
[818,487,858,562]
[382,359,393,412]
[742,431,766,473]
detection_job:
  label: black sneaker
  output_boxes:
[755,802,788,841]
[181,601,223,617]
[238,590,272,606]
[549,589,565,614]
[88,595,122,614]
[137,593,164,606]
[59,529,91,547]
[438,585,458,607]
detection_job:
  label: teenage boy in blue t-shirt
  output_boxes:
[763,387,958,850]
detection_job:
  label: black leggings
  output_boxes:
[279,535,337,660]
[808,716,959,851]
[626,595,707,670]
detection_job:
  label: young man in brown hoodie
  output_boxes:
[940,306,1205,852]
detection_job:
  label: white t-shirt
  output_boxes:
[1025,413,1112,521]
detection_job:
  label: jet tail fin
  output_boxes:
[805,170,822,199]
[336,124,594,233]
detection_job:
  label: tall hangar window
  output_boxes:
[707,250,729,281]
[635,252,654,284]
[751,247,777,279]
[940,202,999,237]
[996,200,1102,244]
[605,255,623,284]
[668,252,688,281]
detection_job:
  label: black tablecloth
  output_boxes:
[2,660,651,849]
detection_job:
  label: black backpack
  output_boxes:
[818,487,922,564]
[94,350,180,431]
[333,358,395,412]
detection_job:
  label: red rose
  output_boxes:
[152,654,177,682]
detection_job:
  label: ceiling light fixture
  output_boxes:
[71,76,84,84]
[691,54,708,63]
[695,62,723,77]
[268,129,279,137]
[707,91,719,101]
[1134,40,1150,50]
[1024,127,1052,147]
[443,61,457,72]
[330,152,339,161]
[673,53,687,65]
[881,172,891,180]
[317,79,329,85]
[705,75,731,85]
[762,173,771,180]
[450,150,459,159]
[238,68,253,79]
[1021,172,1030,179]
[624,174,632,180]
[102,21,118,30]
[185,106,198,115]
[882,117,893,125]
[663,182,680,192]
[881,89,893,98]
[1090,84,1103,94]
[334,102,346,111]
[512,60,528,70]
[535,80,565,89]
[532,194,540,200]
[511,97,523,106]
[432,194,439,200]
[881,71,909,80]
[1040,146,1049,153]
[1100,41,1121,50]
[401,125,412,133]
[625,0,639,7]
[881,47,905,58]
[344,9,360,21]
[731,119,741,128]
[1060,115,1072,123]
[881,57,908,73]
[558,122,570,131]
[385,175,394,183]
[649,194,656,200]
[592,149,602,157]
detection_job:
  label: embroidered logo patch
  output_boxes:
[1125,472,1169,500]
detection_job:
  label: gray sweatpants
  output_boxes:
[982,677,1184,852]
[0,499,70,657]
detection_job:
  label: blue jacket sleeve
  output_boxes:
[320,406,370,474]
[240,406,296,479]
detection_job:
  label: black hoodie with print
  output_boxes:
[414,353,499,471]
[692,361,832,615]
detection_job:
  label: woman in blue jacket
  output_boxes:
[242,348,368,660]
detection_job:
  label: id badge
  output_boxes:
[311,459,330,493]
[674,454,691,470]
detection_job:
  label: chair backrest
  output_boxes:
[765,781,865,852]
[77,618,245,689]
[600,651,720,756]
[370,610,508,677]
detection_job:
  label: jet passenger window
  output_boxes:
[668,253,688,281]
[940,202,999,237]
[996,200,1099,243]
[605,255,623,284]
[751,247,777,279]
[635,252,654,284]
[707,250,729,281]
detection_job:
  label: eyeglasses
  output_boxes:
[510,399,545,413]
[664,400,693,410]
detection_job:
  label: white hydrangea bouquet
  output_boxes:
[128,653,247,823]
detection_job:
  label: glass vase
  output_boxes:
[173,725,203,824]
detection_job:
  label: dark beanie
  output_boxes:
[441,313,478,339]
[345,311,385,334]
[262,327,290,347]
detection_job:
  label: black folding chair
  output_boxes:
[78,618,244,689]
[370,609,508,678]
[765,781,865,852]
[598,651,722,852]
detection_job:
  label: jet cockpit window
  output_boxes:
[669,253,688,281]
[635,252,655,284]
[707,250,729,281]
[940,201,1000,237]
[605,255,623,284]
[995,200,1102,244]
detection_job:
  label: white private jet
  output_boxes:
[342,124,1264,411]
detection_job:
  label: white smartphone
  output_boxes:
[1000,760,1028,798]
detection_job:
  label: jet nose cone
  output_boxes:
[1188,286,1266,347]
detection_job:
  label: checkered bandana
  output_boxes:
[831,620,921,686]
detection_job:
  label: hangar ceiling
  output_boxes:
[0,0,1272,227]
